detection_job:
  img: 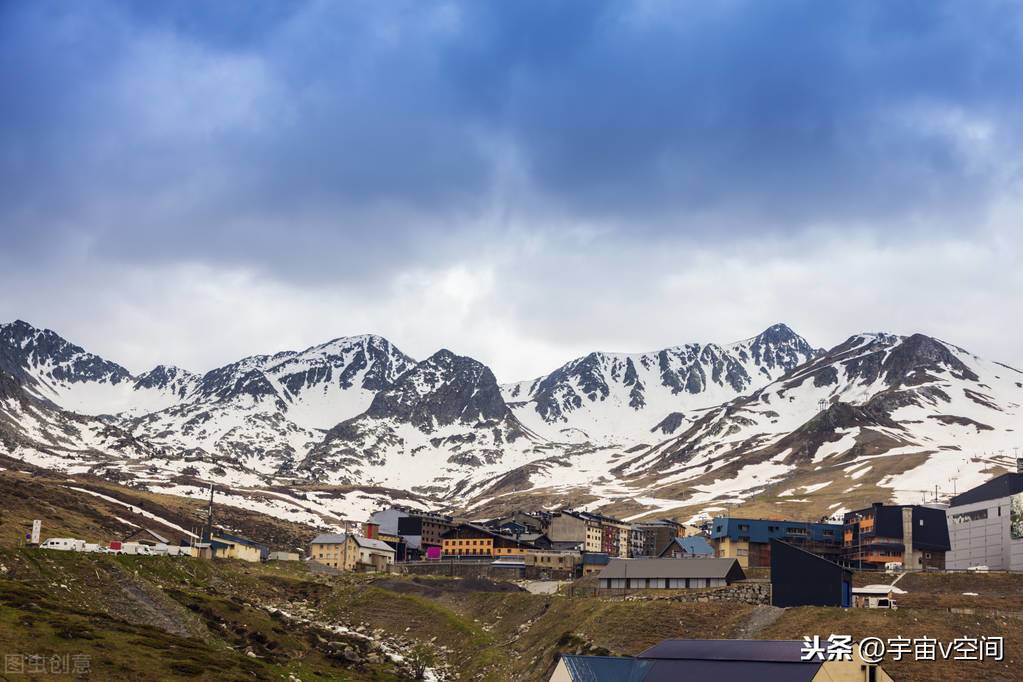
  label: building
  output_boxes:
[525,550,581,578]
[440,523,534,558]
[843,503,950,570]
[548,511,604,553]
[657,535,714,558]
[581,552,610,575]
[395,511,455,559]
[550,640,893,682]
[369,507,456,560]
[634,519,687,557]
[309,533,395,571]
[548,511,634,557]
[351,535,396,571]
[946,472,1023,570]
[599,516,632,557]
[486,511,548,535]
[770,539,852,608]
[364,521,408,562]
[310,533,360,571]
[268,551,300,561]
[208,532,268,563]
[597,558,744,590]
[628,525,647,558]
[852,585,904,609]
[710,517,843,568]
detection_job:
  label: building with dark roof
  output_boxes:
[549,639,892,682]
[843,503,950,570]
[947,472,1023,570]
[770,539,852,607]
[440,523,534,558]
[710,517,843,567]
[597,557,744,590]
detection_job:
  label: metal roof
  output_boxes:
[352,536,396,553]
[598,558,741,580]
[311,533,349,545]
[561,655,653,682]
[951,473,1023,507]
[660,536,714,556]
[310,533,394,553]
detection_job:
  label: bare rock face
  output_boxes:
[363,350,520,431]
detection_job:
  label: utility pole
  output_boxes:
[205,483,215,541]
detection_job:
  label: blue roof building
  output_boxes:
[709,517,843,568]
[658,535,714,558]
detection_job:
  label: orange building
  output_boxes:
[441,523,533,558]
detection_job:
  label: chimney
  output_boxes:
[363,522,379,539]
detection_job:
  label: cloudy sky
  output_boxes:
[1,1,1021,381]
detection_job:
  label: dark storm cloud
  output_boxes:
[1,0,1021,281]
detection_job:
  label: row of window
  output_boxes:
[952,508,995,524]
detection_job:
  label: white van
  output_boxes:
[884,561,903,573]
[40,538,85,552]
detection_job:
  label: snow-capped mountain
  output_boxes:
[0,320,171,415]
[304,349,546,492]
[1,319,1020,524]
[502,323,820,445]
[125,334,416,479]
[589,332,1023,522]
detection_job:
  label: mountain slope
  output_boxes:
[501,323,820,445]
[0,320,176,415]
[596,332,1023,521]
[2,319,1020,525]
[304,349,549,493]
[126,335,416,480]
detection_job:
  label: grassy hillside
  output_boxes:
[0,462,319,551]
[3,464,1023,681]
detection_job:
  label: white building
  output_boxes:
[946,472,1023,570]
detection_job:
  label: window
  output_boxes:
[768,525,779,533]
[738,524,750,532]
[952,509,988,524]
[823,530,835,537]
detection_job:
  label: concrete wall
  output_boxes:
[946,496,1017,570]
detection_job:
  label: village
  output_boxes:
[17,469,1023,679]
[33,469,1023,590]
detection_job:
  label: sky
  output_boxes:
[1,0,1021,381]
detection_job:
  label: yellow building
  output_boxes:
[441,523,532,557]
[309,533,395,572]
[208,533,267,563]
[715,536,751,568]
[310,533,360,571]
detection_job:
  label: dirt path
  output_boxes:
[736,605,785,638]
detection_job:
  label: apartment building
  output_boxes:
[843,503,950,570]
[710,517,843,568]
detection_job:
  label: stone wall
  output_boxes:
[614,580,771,605]
[398,560,523,579]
